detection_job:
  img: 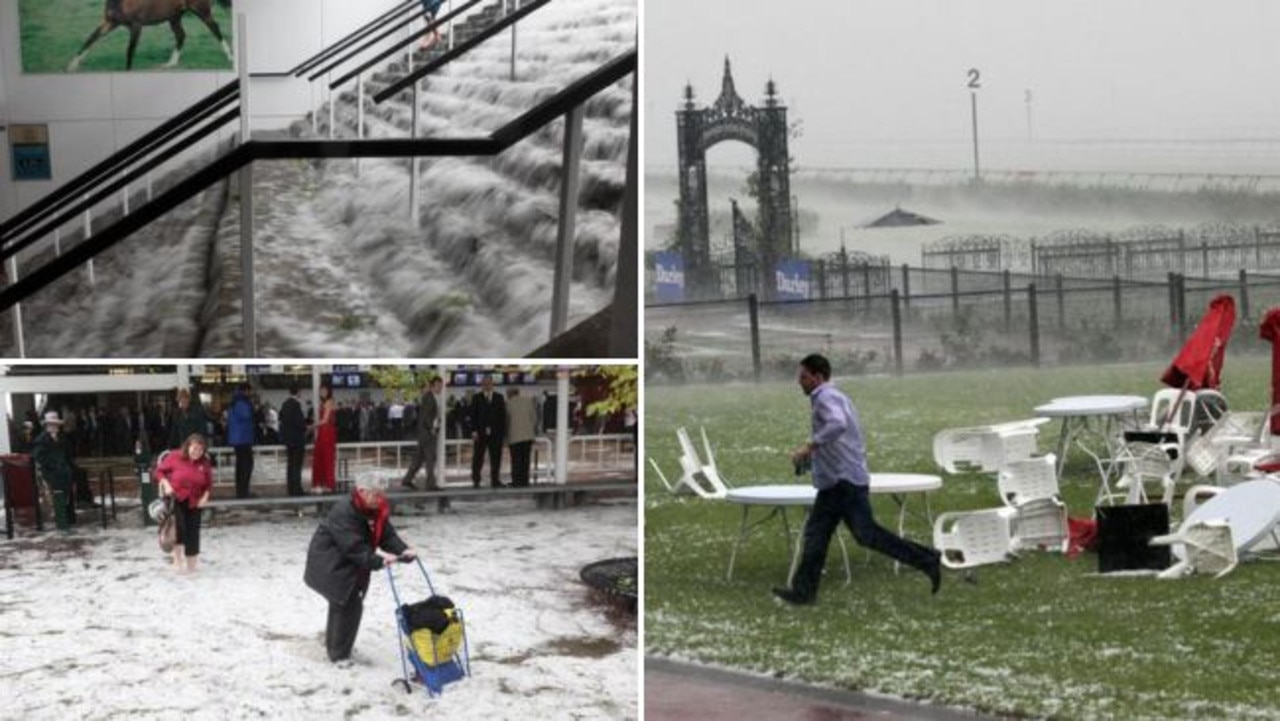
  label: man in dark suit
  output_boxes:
[469,374,506,488]
[401,377,441,490]
[279,386,307,497]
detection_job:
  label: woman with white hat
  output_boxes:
[31,411,74,531]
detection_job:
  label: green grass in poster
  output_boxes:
[19,0,235,74]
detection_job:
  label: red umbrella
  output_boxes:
[1259,307,1280,434]
[1161,294,1236,391]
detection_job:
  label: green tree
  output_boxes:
[579,366,638,418]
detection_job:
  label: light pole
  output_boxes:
[967,68,981,183]
[1025,88,1033,142]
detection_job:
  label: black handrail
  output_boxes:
[1,0,502,255]
[291,0,420,78]
[0,107,241,264]
[0,81,239,243]
[491,51,634,145]
[325,0,486,89]
[374,0,549,102]
[0,49,636,312]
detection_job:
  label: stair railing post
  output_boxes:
[410,78,420,227]
[608,73,638,356]
[8,257,25,358]
[550,104,585,341]
[509,0,517,81]
[355,73,364,178]
[237,11,256,356]
[83,198,95,287]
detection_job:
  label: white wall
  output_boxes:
[0,0,408,223]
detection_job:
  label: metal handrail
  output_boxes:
[324,0,486,88]
[0,107,241,264]
[3,0,425,253]
[289,0,420,78]
[0,82,239,245]
[373,0,549,102]
[0,50,636,313]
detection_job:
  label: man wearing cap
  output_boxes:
[304,477,420,666]
[31,411,76,531]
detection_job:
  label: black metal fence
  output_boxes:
[645,266,1280,381]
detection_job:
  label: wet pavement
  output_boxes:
[646,657,996,721]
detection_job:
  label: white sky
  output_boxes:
[643,0,1280,169]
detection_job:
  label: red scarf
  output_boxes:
[351,488,390,547]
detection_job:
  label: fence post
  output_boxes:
[1028,284,1040,368]
[1167,271,1178,329]
[1054,273,1065,332]
[815,260,827,300]
[900,263,911,308]
[1175,273,1187,344]
[1002,269,1012,333]
[862,262,872,301]
[891,289,903,376]
[1239,269,1251,321]
[950,266,960,319]
[841,251,850,298]
[748,293,762,383]
[1112,275,1122,329]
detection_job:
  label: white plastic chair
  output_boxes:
[1148,388,1196,442]
[648,426,733,500]
[1008,497,1069,553]
[933,507,1016,569]
[1109,441,1182,508]
[996,454,1059,507]
[1149,520,1237,579]
[932,418,1048,474]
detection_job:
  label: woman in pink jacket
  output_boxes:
[157,433,214,573]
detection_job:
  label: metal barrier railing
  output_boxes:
[204,433,635,488]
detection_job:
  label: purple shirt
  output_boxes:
[808,382,869,489]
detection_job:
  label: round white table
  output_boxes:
[1035,395,1149,494]
[723,474,942,583]
[1176,478,1280,560]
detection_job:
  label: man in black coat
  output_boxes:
[279,386,307,497]
[469,375,506,488]
[304,479,416,665]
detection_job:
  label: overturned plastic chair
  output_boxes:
[996,454,1059,507]
[1149,520,1237,579]
[1008,497,1069,553]
[933,507,1016,570]
[648,426,733,500]
[932,418,1049,474]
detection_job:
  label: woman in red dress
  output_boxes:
[156,433,214,573]
[311,385,338,493]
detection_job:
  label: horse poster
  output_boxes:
[19,0,235,74]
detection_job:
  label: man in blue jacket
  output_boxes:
[774,354,942,605]
[227,383,256,499]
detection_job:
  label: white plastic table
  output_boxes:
[1175,478,1280,560]
[723,474,942,584]
[1035,395,1149,486]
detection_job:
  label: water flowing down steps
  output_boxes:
[0,0,634,357]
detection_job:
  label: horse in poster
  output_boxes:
[66,0,233,72]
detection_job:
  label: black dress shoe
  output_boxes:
[926,552,943,595]
[771,587,813,606]
[401,480,417,490]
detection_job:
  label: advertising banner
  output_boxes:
[654,251,685,303]
[19,0,235,74]
[775,259,812,301]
